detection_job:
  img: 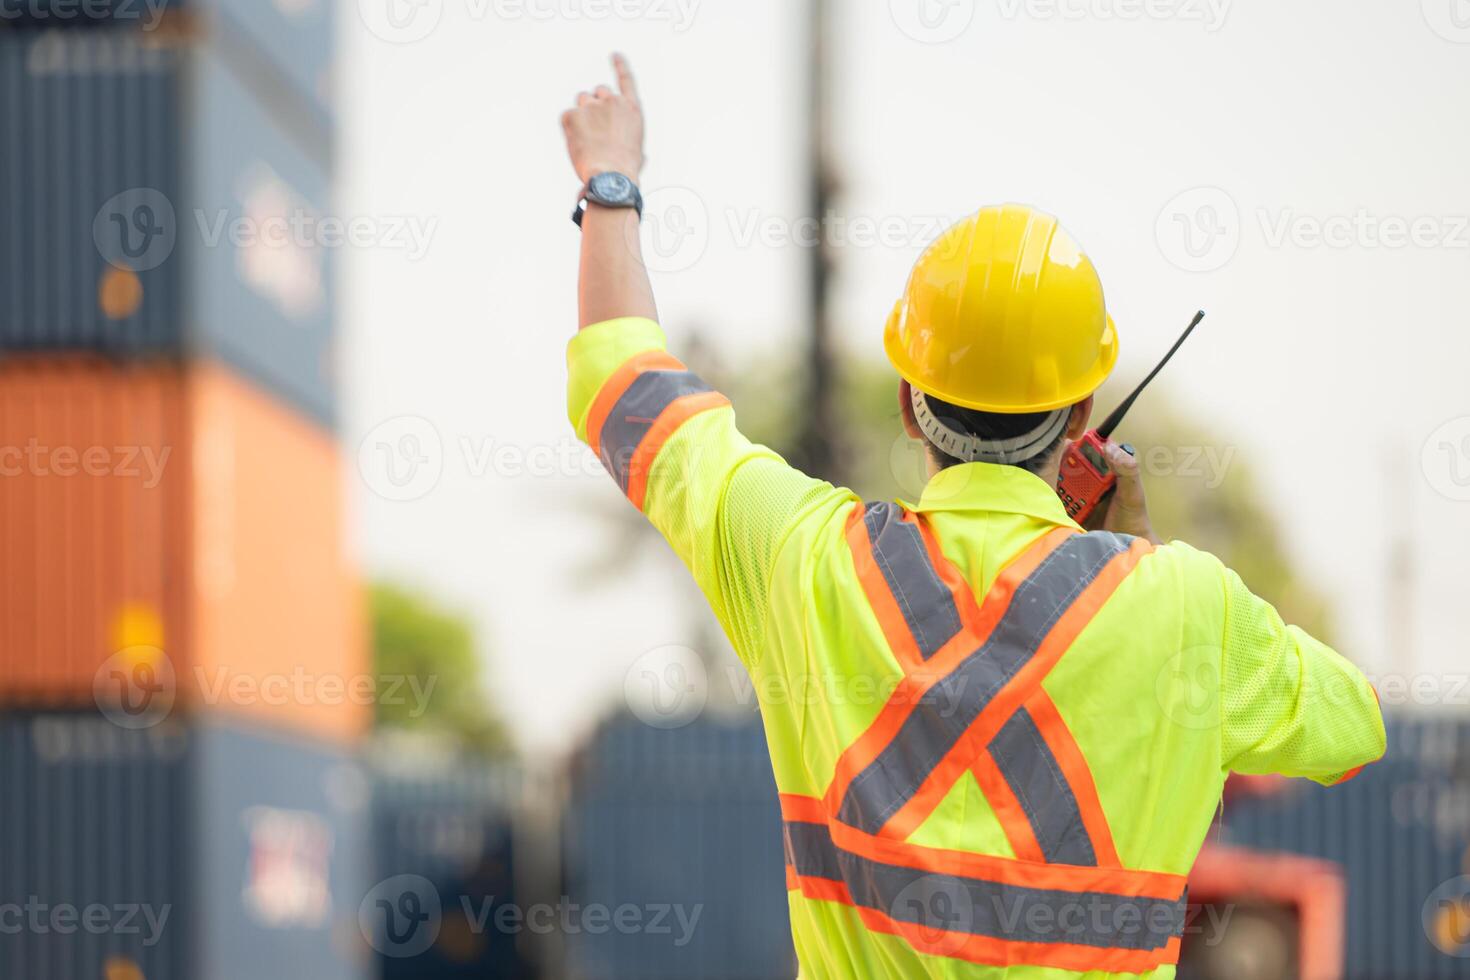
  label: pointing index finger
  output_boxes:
[612,53,639,101]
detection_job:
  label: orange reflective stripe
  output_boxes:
[832,904,1182,975]
[585,350,683,458]
[780,793,829,824]
[911,512,985,630]
[781,791,1189,973]
[970,751,1047,864]
[845,506,925,670]
[879,536,1152,840]
[623,390,730,511]
[1024,688,1120,868]
[822,528,1073,825]
[782,795,1186,899]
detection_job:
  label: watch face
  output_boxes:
[590,172,633,203]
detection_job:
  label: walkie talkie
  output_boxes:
[1056,311,1207,524]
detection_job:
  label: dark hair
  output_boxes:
[920,394,1069,476]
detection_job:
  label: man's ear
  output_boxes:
[1065,395,1094,440]
[899,380,924,440]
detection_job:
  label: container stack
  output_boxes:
[562,714,796,980]
[0,6,366,979]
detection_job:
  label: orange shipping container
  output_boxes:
[0,356,365,744]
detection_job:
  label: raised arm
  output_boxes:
[557,56,851,669]
[560,54,657,329]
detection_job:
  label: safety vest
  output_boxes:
[567,315,1386,979]
[778,501,1186,974]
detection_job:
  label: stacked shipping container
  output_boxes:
[562,714,797,980]
[0,6,366,978]
[370,751,537,978]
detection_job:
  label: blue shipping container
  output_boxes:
[563,714,797,980]
[370,760,535,979]
[0,28,337,426]
[0,0,334,122]
[0,711,370,980]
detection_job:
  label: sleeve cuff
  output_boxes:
[566,317,668,442]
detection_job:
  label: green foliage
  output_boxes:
[724,354,1334,642]
[369,582,511,757]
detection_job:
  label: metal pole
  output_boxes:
[792,0,843,483]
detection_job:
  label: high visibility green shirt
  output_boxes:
[567,317,1386,979]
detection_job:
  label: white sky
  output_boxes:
[337,0,1470,753]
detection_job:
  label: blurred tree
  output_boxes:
[728,355,1335,644]
[369,583,511,756]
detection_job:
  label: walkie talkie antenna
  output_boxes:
[1096,310,1207,440]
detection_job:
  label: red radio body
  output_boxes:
[1056,430,1116,525]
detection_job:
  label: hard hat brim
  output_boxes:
[885,313,1119,414]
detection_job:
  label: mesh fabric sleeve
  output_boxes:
[1218,565,1386,785]
[567,317,848,667]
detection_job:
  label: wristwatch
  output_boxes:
[572,172,643,227]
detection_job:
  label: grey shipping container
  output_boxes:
[370,760,536,978]
[562,714,797,980]
[0,0,334,123]
[1219,715,1470,980]
[0,710,370,980]
[0,27,337,426]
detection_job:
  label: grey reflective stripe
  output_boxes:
[990,708,1096,866]
[783,819,1185,952]
[862,502,963,659]
[837,532,1134,837]
[597,370,713,493]
[785,821,844,882]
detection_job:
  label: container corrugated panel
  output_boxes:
[0,357,367,744]
[371,760,534,979]
[0,27,184,350]
[0,711,369,980]
[0,711,191,980]
[194,718,370,980]
[563,714,797,980]
[0,358,189,700]
[1221,716,1470,980]
[0,0,333,124]
[0,28,336,426]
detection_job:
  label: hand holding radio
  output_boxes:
[1056,310,1206,538]
[1080,440,1158,543]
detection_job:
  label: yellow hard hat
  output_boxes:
[884,204,1118,413]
